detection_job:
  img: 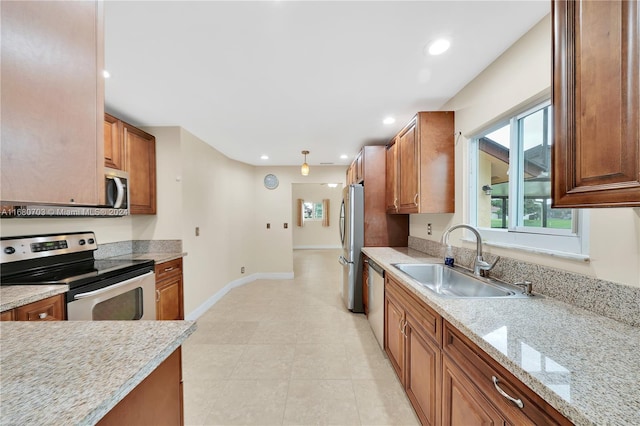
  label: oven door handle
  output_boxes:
[73,271,154,300]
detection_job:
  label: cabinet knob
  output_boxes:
[413,193,419,207]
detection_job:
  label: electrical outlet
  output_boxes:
[284,223,288,229]
[195,227,200,236]
[266,223,270,229]
[427,223,432,235]
[241,266,245,274]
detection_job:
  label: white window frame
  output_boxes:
[469,101,589,260]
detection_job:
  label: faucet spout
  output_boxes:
[442,224,499,276]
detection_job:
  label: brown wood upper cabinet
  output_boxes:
[346,146,409,247]
[1,1,104,206]
[386,112,455,214]
[552,0,640,207]
[104,114,157,214]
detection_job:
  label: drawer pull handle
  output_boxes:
[413,193,419,206]
[156,290,161,303]
[38,312,48,319]
[163,266,175,272]
[492,376,524,409]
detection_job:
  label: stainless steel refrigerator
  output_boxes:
[338,184,364,313]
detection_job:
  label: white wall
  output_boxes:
[292,183,343,249]
[411,14,640,288]
[252,166,345,274]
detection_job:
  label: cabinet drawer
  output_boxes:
[386,275,441,346]
[443,321,571,426]
[155,258,183,281]
[14,294,65,321]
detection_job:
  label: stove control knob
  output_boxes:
[88,238,95,244]
[4,246,15,255]
[78,239,86,246]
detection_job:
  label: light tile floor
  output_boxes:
[183,249,419,426]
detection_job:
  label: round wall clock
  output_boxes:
[263,173,279,190]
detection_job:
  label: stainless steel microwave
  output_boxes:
[105,168,129,210]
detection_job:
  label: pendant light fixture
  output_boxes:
[301,150,310,176]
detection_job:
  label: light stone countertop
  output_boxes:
[0,284,68,313]
[362,247,640,426]
[0,320,196,426]
[107,252,186,264]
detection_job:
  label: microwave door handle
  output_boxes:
[113,177,125,208]
[73,272,154,300]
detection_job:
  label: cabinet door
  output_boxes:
[385,140,399,213]
[398,123,419,213]
[1,1,103,205]
[0,310,15,321]
[124,123,157,214]
[104,113,124,170]
[552,0,640,207]
[405,313,441,426]
[156,276,184,321]
[14,294,65,321]
[355,151,364,183]
[442,356,505,426]
[384,289,405,383]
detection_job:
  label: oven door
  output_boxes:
[67,271,156,320]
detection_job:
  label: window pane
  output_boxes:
[477,123,510,229]
[519,107,572,230]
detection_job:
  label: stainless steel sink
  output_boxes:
[392,263,530,299]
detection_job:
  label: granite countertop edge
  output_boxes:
[362,246,638,426]
[107,252,187,264]
[0,285,69,313]
[79,321,197,426]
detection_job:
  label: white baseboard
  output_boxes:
[293,245,341,250]
[185,271,294,320]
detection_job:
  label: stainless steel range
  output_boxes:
[1,232,156,320]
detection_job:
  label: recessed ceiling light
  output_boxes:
[340,154,348,160]
[383,117,396,125]
[103,70,111,78]
[260,155,269,160]
[427,39,450,56]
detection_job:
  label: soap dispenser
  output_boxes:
[444,245,454,267]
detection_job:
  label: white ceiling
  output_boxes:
[104,1,550,167]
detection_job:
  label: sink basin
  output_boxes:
[392,263,529,299]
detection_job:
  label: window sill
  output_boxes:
[461,237,590,262]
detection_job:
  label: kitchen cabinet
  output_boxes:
[386,112,455,214]
[1,1,104,206]
[97,347,183,426]
[104,114,157,214]
[0,294,65,321]
[383,271,570,426]
[385,138,399,213]
[442,321,572,426]
[346,151,365,184]
[104,113,124,170]
[552,0,640,207]
[155,258,184,321]
[362,256,369,316]
[384,275,441,425]
[346,146,409,247]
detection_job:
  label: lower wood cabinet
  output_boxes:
[384,275,441,425]
[0,294,65,321]
[383,273,571,426]
[155,258,184,320]
[97,347,184,426]
[363,256,369,316]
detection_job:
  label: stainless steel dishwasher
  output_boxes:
[367,258,385,350]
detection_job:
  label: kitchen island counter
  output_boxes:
[362,246,640,426]
[0,320,196,425]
